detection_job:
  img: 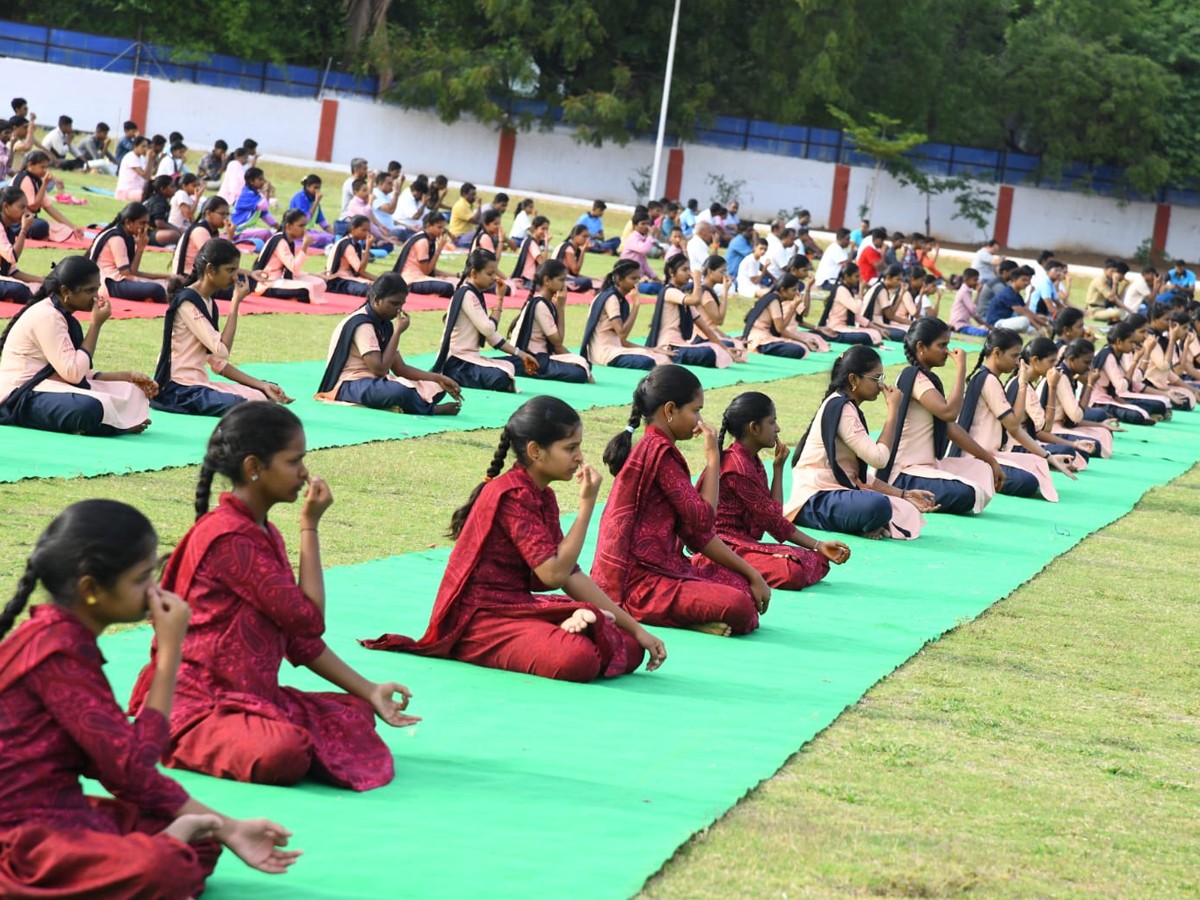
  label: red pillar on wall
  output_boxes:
[129,77,150,131]
[665,148,684,200]
[992,185,1015,247]
[828,164,850,231]
[1152,203,1172,258]
[494,128,516,188]
[315,99,339,163]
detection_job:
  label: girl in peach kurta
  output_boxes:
[0,256,154,435]
[171,196,235,279]
[433,249,538,393]
[817,263,883,346]
[953,329,1076,501]
[10,151,82,244]
[1012,336,1107,465]
[252,210,329,304]
[325,218,376,298]
[1143,304,1198,408]
[508,260,591,383]
[580,260,671,370]
[0,187,40,302]
[1089,319,1168,424]
[877,317,1003,516]
[153,238,290,416]
[509,216,549,286]
[645,255,735,368]
[87,203,174,303]
[786,346,934,539]
[1045,338,1118,457]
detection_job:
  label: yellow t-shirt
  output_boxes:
[449,197,475,237]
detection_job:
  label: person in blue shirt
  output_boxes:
[1028,259,1066,317]
[1167,260,1196,299]
[724,221,756,280]
[849,217,869,248]
[576,200,620,255]
[678,198,698,238]
[231,167,278,241]
[113,120,139,166]
[287,174,335,249]
[985,264,1046,333]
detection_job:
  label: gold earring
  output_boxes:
[86,595,97,606]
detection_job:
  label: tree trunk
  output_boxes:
[344,0,394,90]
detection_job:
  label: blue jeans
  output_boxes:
[11,390,120,436]
[671,344,718,367]
[606,353,657,370]
[151,382,247,417]
[756,341,807,359]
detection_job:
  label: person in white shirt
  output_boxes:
[395,178,429,231]
[217,147,249,204]
[970,238,1004,284]
[508,198,535,250]
[371,171,409,238]
[340,157,369,219]
[168,173,203,229]
[1122,264,1155,315]
[814,228,852,289]
[736,239,771,298]
[42,116,85,171]
[765,228,797,280]
[155,141,187,181]
[688,220,714,274]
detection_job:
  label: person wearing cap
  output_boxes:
[577,200,619,255]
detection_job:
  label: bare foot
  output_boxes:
[433,402,462,415]
[560,608,597,633]
[121,419,151,435]
[691,621,733,637]
[863,527,889,540]
[164,813,222,844]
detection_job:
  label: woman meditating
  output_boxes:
[152,237,291,416]
[129,403,418,791]
[699,390,850,589]
[0,499,300,897]
[0,256,155,435]
[316,272,462,415]
[579,260,671,370]
[786,346,936,539]
[363,396,667,682]
[592,365,770,636]
[875,317,1003,515]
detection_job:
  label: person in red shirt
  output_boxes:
[363,395,667,680]
[592,365,771,637]
[856,227,888,284]
[0,499,300,897]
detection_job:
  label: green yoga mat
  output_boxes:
[93,410,1200,898]
[0,349,841,483]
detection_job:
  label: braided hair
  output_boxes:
[172,237,240,302]
[902,316,950,366]
[717,391,775,452]
[0,500,157,638]
[792,346,881,464]
[448,396,582,539]
[974,327,1022,375]
[603,364,702,475]
[194,402,304,520]
[599,259,641,292]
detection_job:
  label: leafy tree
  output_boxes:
[827,106,926,219]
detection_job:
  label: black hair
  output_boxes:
[230,147,248,161]
[108,202,149,230]
[214,139,228,151]
[531,258,567,293]
[57,115,72,129]
[423,211,447,228]
[280,208,307,231]
[775,273,801,294]
[455,248,497,292]
[974,326,1023,374]
[301,174,322,189]
[123,119,138,131]
[1107,320,1138,349]
[142,174,173,202]
[530,215,549,230]
[11,98,26,112]
[201,195,230,219]
[1013,265,1035,280]
[664,254,691,281]
[1063,338,1095,362]
[243,138,258,151]
[348,214,371,230]
[604,365,703,475]
[1148,302,1171,323]
[351,177,367,192]
[792,346,882,464]
[1021,336,1058,364]
[169,131,184,144]
[179,173,198,189]
[368,272,409,304]
[717,391,775,451]
[493,192,509,204]
[884,264,904,280]
[998,259,1019,276]
[836,228,851,240]
[0,500,158,638]
[600,259,641,291]
[449,396,582,539]
[169,141,186,154]
[962,267,979,280]
[1,256,99,352]
[903,316,950,366]
[244,166,264,182]
[1126,313,1148,330]
[151,134,166,146]
[0,185,24,212]
[194,403,304,520]
[702,254,726,275]
[569,223,590,239]
[24,150,50,168]
[179,237,240,298]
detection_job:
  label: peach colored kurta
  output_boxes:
[0,225,36,293]
[510,300,591,374]
[255,240,327,303]
[825,285,883,344]
[170,226,216,278]
[745,295,813,354]
[315,316,443,404]
[587,292,665,366]
[327,240,372,287]
[657,287,733,367]
[1144,339,1194,407]
[17,176,74,243]
[162,295,266,401]
[445,289,516,379]
[1045,374,1113,457]
[784,394,925,538]
[1012,381,1090,469]
[884,371,995,513]
[0,300,148,429]
[965,373,1058,501]
[1094,350,1161,419]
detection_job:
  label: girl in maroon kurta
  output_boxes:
[696,391,850,590]
[593,365,770,637]
[363,396,667,681]
[0,499,300,898]
[129,403,418,791]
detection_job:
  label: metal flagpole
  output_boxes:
[648,0,682,200]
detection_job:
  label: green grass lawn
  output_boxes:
[5,163,1194,898]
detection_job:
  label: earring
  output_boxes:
[667,415,674,424]
[251,474,259,482]
[86,595,97,606]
